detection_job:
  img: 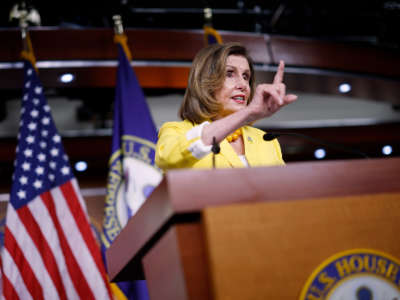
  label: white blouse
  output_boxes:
[238,155,249,167]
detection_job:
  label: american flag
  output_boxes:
[0,61,112,300]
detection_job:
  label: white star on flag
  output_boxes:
[34,86,42,94]
[61,166,70,175]
[17,190,26,199]
[42,117,50,125]
[19,176,28,185]
[26,135,35,144]
[33,180,42,189]
[24,148,33,157]
[35,166,44,175]
[28,122,37,130]
[22,162,30,171]
[50,148,58,156]
[53,134,61,143]
[50,148,59,157]
[37,153,46,162]
[31,109,39,118]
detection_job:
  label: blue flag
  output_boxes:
[101,37,162,300]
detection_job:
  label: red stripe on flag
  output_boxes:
[4,226,44,300]
[17,204,68,300]
[60,181,113,298]
[41,190,96,300]
[2,271,21,300]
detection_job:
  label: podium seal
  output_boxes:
[299,249,400,300]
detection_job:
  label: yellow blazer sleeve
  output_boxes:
[272,138,285,165]
[155,121,212,170]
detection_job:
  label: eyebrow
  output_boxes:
[226,65,251,74]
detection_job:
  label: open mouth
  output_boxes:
[232,96,245,104]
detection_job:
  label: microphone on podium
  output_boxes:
[211,136,220,169]
[263,132,369,159]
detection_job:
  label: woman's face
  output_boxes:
[214,54,251,119]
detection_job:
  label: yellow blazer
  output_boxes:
[155,120,285,171]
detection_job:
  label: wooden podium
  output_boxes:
[106,158,400,300]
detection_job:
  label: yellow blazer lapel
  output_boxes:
[218,139,244,168]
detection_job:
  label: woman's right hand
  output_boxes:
[246,60,297,123]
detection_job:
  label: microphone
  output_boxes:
[211,136,220,169]
[263,132,369,159]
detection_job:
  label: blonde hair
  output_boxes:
[179,42,255,123]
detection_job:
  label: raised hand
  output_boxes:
[247,60,297,121]
[201,61,297,148]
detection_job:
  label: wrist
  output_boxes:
[242,105,259,124]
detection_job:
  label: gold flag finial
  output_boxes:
[204,7,213,26]
[9,2,41,70]
[203,7,223,45]
[112,15,132,61]
[112,15,124,35]
[9,2,41,39]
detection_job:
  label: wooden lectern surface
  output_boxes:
[203,193,400,300]
[106,158,400,300]
[165,157,400,212]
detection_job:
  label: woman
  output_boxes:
[155,42,297,170]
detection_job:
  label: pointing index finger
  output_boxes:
[273,60,285,84]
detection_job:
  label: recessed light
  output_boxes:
[382,145,393,156]
[74,161,87,172]
[314,148,326,159]
[59,73,75,83]
[338,83,351,93]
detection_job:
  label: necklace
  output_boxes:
[226,129,242,143]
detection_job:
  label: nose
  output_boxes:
[235,77,249,91]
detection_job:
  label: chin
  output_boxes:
[220,107,244,117]
[232,103,246,111]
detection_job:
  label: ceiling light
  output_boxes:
[338,83,351,93]
[314,148,326,159]
[75,161,87,172]
[59,73,75,83]
[382,145,393,156]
